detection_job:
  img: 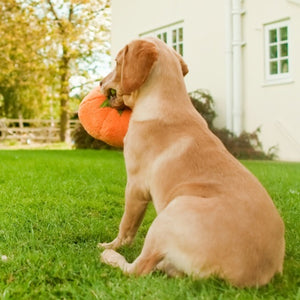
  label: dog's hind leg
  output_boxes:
[100,215,167,275]
[100,198,201,276]
[100,248,163,275]
[100,225,186,277]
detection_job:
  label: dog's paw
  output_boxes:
[100,249,125,268]
[97,242,112,249]
[98,236,123,250]
[97,240,119,250]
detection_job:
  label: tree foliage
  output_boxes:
[0,0,111,141]
[0,0,49,118]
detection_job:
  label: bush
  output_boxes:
[73,89,277,159]
[212,127,277,160]
[189,90,216,129]
[189,89,277,160]
[72,124,114,150]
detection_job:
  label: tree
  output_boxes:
[43,0,111,141]
[0,0,50,118]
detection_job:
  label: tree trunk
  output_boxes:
[60,96,69,142]
[59,45,70,142]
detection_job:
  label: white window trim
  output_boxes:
[139,21,184,56]
[264,20,292,84]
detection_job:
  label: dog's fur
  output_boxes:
[99,37,285,287]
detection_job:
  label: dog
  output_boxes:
[99,37,285,287]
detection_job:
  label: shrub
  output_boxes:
[212,127,277,160]
[189,89,277,160]
[189,90,216,129]
[72,124,114,150]
[73,89,277,159]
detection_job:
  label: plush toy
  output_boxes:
[78,86,131,148]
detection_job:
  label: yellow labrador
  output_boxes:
[99,37,285,287]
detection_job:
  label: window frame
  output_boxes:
[264,20,291,83]
[140,21,184,57]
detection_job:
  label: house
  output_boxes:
[109,0,300,161]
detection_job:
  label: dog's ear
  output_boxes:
[174,51,189,76]
[179,56,189,76]
[121,40,158,94]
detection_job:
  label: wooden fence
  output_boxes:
[0,119,80,144]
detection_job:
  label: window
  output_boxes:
[171,27,184,56]
[140,22,184,56]
[264,20,291,82]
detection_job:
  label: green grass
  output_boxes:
[0,150,299,299]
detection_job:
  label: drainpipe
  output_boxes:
[225,0,233,132]
[232,0,243,135]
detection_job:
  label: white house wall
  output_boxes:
[110,0,300,161]
[244,0,300,161]
[111,0,228,127]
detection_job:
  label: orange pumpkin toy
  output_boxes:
[78,86,131,148]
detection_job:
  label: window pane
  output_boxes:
[173,45,177,51]
[270,61,278,74]
[172,29,177,43]
[178,27,183,42]
[157,33,161,39]
[269,29,277,43]
[280,26,288,41]
[280,43,288,57]
[270,45,278,58]
[179,43,183,56]
[280,59,289,73]
[163,32,167,43]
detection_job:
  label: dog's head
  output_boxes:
[100,37,188,109]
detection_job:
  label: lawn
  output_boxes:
[0,150,299,299]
